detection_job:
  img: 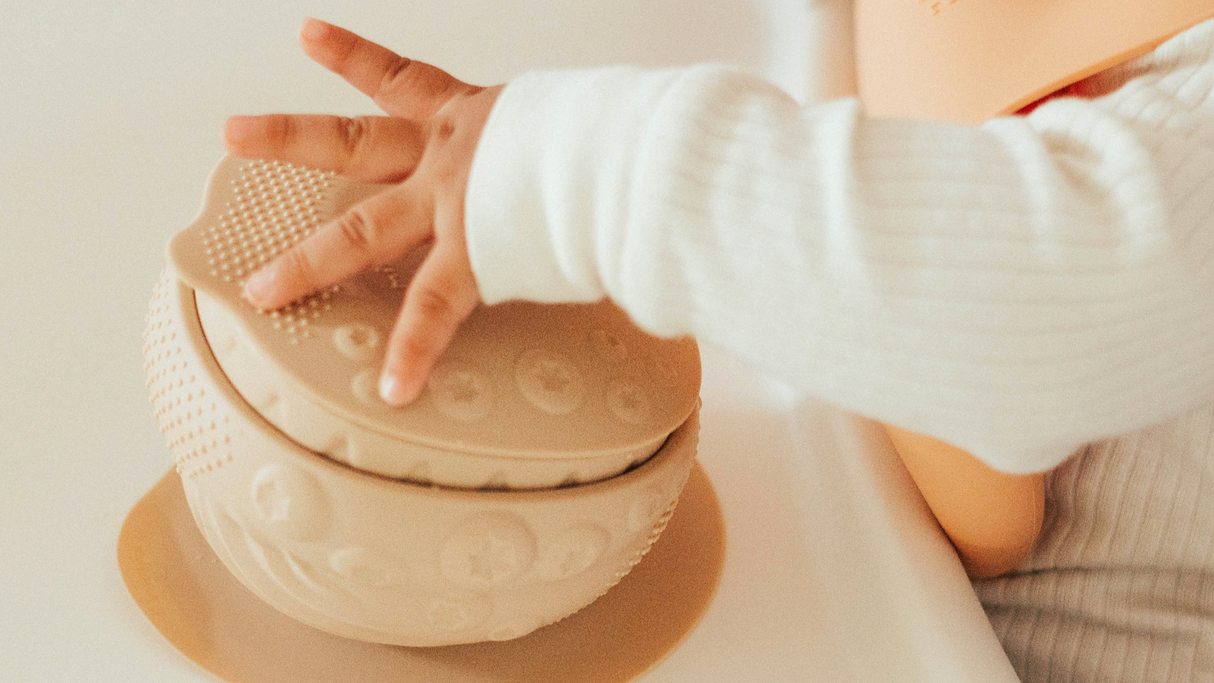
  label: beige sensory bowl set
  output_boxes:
[142,156,701,647]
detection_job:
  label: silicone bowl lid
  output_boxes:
[169,157,701,487]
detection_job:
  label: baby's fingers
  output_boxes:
[379,239,480,406]
[298,18,470,120]
[224,114,424,183]
[244,186,431,310]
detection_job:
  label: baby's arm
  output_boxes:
[466,49,1214,474]
[238,20,1214,483]
[884,425,1044,578]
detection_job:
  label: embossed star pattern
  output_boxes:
[255,480,291,522]
[445,371,480,403]
[535,361,571,395]
[617,386,642,412]
[559,546,596,578]
[466,536,519,584]
[429,601,474,631]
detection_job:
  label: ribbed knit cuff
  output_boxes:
[464,67,683,305]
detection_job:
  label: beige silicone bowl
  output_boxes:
[143,157,701,647]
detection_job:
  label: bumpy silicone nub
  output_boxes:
[170,156,701,490]
[856,0,1214,123]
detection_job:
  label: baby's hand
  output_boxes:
[227,18,502,407]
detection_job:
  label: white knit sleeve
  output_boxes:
[464,26,1214,474]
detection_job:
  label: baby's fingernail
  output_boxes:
[300,18,332,42]
[224,116,257,147]
[379,373,412,406]
[244,266,277,304]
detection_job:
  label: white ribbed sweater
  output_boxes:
[465,18,1214,683]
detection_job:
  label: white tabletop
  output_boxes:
[0,3,1016,681]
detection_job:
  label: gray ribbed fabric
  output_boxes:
[976,404,1214,682]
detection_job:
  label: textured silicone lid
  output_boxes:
[170,156,701,489]
[856,0,1214,123]
[142,270,698,646]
